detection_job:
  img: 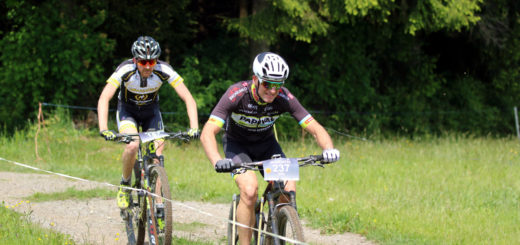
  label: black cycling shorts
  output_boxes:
[223,135,286,164]
[116,102,164,132]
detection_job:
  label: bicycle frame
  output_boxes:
[116,131,190,245]
[227,155,326,245]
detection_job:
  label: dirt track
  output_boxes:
[1,171,375,244]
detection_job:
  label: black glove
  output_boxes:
[187,128,200,139]
[100,130,117,141]
[215,159,233,172]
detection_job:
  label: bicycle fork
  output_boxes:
[266,191,298,245]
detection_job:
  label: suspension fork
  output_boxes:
[289,190,297,211]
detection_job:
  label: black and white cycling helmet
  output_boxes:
[252,52,289,82]
[131,36,161,60]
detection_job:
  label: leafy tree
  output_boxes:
[0,0,115,131]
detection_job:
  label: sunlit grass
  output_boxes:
[1,112,519,244]
[27,187,113,202]
[174,221,209,232]
[0,202,76,244]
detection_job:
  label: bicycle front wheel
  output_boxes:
[274,206,304,245]
[147,165,173,245]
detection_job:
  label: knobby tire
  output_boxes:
[273,206,305,245]
[148,165,173,245]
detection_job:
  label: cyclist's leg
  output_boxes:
[116,104,140,208]
[142,104,165,164]
[117,111,140,181]
[225,138,258,245]
[235,171,258,245]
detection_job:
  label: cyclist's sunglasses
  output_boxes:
[259,79,284,90]
[137,59,157,67]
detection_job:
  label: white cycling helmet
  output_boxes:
[131,36,161,60]
[252,52,289,82]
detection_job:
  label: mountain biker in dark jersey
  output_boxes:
[200,52,340,244]
[97,36,199,209]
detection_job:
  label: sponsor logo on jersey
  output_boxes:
[135,94,148,101]
[231,113,279,128]
[228,86,248,102]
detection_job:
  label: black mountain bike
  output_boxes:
[114,131,190,245]
[224,154,329,245]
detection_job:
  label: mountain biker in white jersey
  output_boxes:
[97,36,199,209]
[200,52,340,244]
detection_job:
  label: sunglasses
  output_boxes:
[137,59,157,67]
[259,79,284,90]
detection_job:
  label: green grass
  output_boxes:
[1,113,520,244]
[174,221,209,232]
[27,187,113,202]
[0,203,76,244]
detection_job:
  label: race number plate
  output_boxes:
[263,158,299,181]
[139,131,169,143]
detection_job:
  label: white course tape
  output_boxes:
[0,156,307,244]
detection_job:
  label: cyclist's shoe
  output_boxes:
[117,184,131,209]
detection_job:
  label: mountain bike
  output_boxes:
[114,130,190,245]
[224,154,329,245]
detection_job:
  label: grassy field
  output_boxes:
[1,113,519,244]
[0,203,75,244]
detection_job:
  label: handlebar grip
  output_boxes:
[230,161,243,170]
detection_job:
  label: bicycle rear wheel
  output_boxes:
[274,206,304,245]
[147,165,173,245]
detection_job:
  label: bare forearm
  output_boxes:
[97,98,110,131]
[306,121,334,150]
[200,124,223,166]
[186,97,199,129]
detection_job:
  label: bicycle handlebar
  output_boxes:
[224,155,328,173]
[114,131,192,144]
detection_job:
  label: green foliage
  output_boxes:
[0,0,115,131]
[226,0,329,44]
[159,36,249,129]
[407,0,483,35]
[0,0,518,137]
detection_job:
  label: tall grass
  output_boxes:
[1,112,519,244]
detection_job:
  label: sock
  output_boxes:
[120,175,131,185]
